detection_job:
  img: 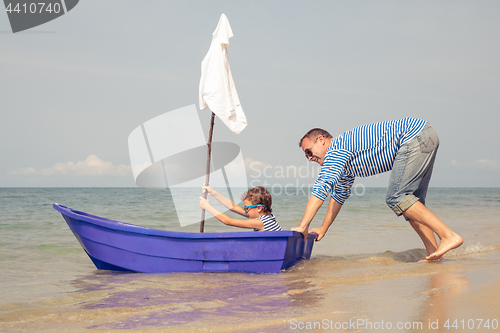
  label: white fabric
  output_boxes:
[199,14,247,135]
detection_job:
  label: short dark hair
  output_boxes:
[241,186,272,214]
[298,128,333,147]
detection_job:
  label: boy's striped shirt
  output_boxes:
[311,117,427,204]
[255,214,282,231]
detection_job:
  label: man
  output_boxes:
[291,117,462,261]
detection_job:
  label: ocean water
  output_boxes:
[1,187,499,332]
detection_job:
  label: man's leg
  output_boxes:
[386,123,462,260]
[404,201,462,260]
[408,219,437,257]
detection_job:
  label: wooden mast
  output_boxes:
[200,111,216,233]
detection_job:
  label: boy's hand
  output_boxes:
[202,184,216,196]
[199,197,211,210]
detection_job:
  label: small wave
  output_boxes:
[390,243,496,261]
[392,248,427,262]
[355,249,426,263]
[445,242,496,258]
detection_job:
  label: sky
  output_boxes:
[1,0,499,188]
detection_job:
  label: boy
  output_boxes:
[199,185,282,231]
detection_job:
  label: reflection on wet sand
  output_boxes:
[407,263,470,332]
[67,268,325,330]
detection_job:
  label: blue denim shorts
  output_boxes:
[385,123,439,218]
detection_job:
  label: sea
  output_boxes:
[1,187,499,332]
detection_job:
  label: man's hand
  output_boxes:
[309,227,327,241]
[291,225,309,242]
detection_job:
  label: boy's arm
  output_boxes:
[200,197,264,230]
[203,185,247,217]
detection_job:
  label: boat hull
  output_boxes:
[53,203,315,274]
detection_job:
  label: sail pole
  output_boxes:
[199,14,247,232]
[200,111,216,233]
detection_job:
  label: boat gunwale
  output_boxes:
[53,203,303,240]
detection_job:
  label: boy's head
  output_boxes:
[241,186,272,214]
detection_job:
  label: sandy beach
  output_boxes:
[1,188,499,332]
[1,246,499,332]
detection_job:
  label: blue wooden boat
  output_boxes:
[53,203,315,274]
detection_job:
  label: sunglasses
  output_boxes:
[304,137,319,159]
[244,204,266,213]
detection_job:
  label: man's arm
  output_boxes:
[293,150,352,240]
[310,197,342,241]
[291,195,324,240]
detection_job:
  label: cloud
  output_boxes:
[10,155,132,177]
[472,159,500,171]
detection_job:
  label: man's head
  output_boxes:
[299,128,333,166]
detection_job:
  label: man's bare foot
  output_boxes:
[419,249,439,262]
[426,233,463,260]
[418,257,443,262]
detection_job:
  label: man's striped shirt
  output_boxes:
[254,214,282,231]
[311,117,427,204]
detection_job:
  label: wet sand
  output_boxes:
[1,243,499,332]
